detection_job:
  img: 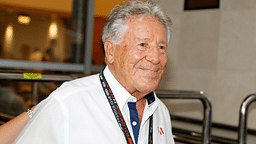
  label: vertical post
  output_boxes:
[201,96,212,144]
[238,94,256,144]
[84,0,95,74]
[70,0,87,63]
[32,82,38,106]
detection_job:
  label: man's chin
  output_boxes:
[138,84,159,94]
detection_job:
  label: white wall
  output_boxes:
[157,0,256,128]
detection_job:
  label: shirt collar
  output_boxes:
[145,92,155,105]
[103,66,157,109]
[103,66,131,109]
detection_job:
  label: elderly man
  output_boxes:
[13,0,174,143]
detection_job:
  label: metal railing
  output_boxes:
[0,72,214,143]
[238,94,256,144]
[0,72,77,82]
[155,90,212,144]
[0,72,79,105]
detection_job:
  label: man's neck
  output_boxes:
[108,66,148,124]
[135,97,147,125]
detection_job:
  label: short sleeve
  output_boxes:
[13,94,68,144]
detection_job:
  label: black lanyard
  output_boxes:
[99,69,153,144]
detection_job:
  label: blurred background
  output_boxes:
[0,0,255,143]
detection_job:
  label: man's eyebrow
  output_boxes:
[137,37,150,40]
[136,37,150,42]
[136,37,167,45]
[158,40,167,45]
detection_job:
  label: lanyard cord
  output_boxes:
[99,70,153,144]
[148,115,153,144]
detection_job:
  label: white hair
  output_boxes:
[102,0,172,45]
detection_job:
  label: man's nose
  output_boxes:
[145,45,160,64]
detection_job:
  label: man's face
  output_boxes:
[109,15,168,96]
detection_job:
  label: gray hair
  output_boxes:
[102,0,172,45]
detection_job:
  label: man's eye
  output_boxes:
[158,46,165,49]
[139,43,145,47]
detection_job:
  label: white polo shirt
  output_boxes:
[14,66,175,144]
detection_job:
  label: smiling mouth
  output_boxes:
[140,68,160,73]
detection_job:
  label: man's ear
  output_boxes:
[104,39,115,64]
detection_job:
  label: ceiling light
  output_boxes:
[49,22,58,39]
[17,14,31,25]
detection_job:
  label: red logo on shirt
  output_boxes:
[158,127,164,135]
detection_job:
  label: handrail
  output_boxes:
[0,72,79,105]
[155,90,212,144]
[173,127,238,144]
[0,72,77,82]
[0,73,214,143]
[238,94,256,144]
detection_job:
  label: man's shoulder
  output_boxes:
[154,94,169,113]
[63,73,100,88]
[50,73,101,100]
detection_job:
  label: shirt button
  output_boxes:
[132,121,137,126]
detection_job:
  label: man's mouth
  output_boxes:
[140,68,160,73]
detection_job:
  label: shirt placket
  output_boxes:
[128,102,140,144]
[138,95,158,144]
